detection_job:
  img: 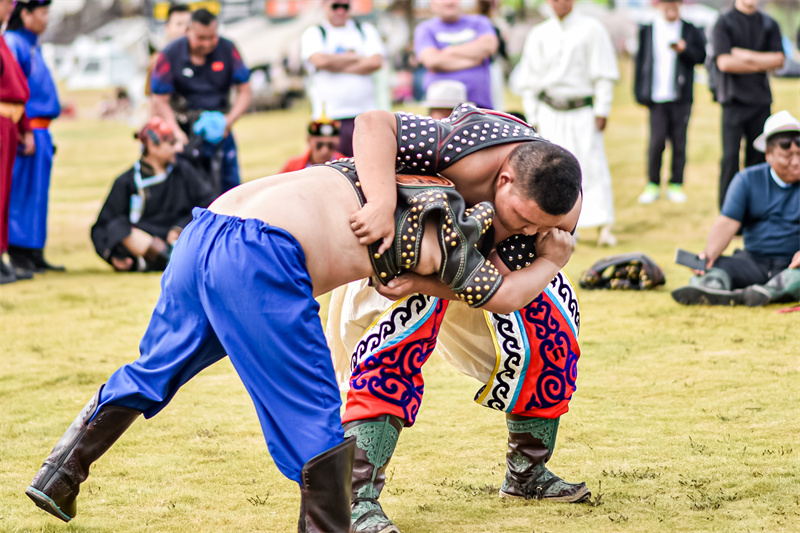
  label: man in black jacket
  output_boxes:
[634,0,706,204]
[91,117,215,271]
[712,0,784,209]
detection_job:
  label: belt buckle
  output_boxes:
[552,97,570,109]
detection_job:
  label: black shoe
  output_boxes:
[672,286,743,306]
[0,258,16,284]
[8,247,42,273]
[28,248,66,272]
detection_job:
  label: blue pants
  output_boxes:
[8,128,53,249]
[203,134,240,193]
[97,208,344,482]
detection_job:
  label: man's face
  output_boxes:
[657,1,681,23]
[735,0,758,15]
[493,177,567,237]
[188,21,219,57]
[431,0,462,23]
[325,0,350,27]
[147,135,178,166]
[165,11,191,43]
[308,135,339,165]
[766,134,800,185]
[22,5,49,35]
[546,0,574,20]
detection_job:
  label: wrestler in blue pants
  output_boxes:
[8,128,53,249]
[100,208,344,480]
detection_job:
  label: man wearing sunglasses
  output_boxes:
[301,0,385,157]
[279,116,345,173]
[90,117,215,272]
[673,111,800,306]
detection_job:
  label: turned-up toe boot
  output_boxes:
[344,415,403,533]
[499,415,590,503]
[298,437,356,533]
[25,387,141,522]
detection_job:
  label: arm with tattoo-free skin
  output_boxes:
[377,228,574,315]
[349,110,399,253]
[419,34,498,72]
[717,48,785,73]
[697,215,741,272]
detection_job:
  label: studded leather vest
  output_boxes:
[326,105,548,306]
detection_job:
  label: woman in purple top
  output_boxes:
[414,0,498,110]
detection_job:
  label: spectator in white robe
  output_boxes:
[516,0,619,246]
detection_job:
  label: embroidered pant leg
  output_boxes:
[343,295,449,427]
[475,272,581,419]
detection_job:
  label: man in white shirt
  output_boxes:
[516,0,619,246]
[301,0,385,156]
[634,0,706,204]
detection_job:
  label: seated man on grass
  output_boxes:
[26,123,581,532]
[91,117,215,272]
[672,110,800,306]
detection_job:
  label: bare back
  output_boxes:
[209,167,373,296]
[208,167,443,297]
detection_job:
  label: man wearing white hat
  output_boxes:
[672,110,800,306]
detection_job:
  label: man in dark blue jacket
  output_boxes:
[634,0,705,204]
[150,8,251,194]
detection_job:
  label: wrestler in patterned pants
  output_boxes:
[327,272,590,533]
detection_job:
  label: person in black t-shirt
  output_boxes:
[91,118,215,272]
[150,9,251,193]
[712,0,784,209]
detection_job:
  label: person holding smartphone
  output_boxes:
[672,111,800,306]
[633,0,706,204]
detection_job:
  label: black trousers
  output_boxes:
[648,101,692,186]
[337,117,356,158]
[715,249,791,290]
[719,102,771,209]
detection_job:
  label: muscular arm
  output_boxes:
[701,215,741,269]
[349,110,400,253]
[225,82,252,130]
[717,48,785,73]
[419,34,498,72]
[339,53,383,75]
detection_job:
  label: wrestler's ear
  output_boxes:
[496,170,516,190]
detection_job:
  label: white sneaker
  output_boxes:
[667,184,687,203]
[637,184,660,204]
[597,225,617,247]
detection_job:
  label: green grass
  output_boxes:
[1,62,799,532]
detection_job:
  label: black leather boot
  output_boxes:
[26,387,141,522]
[344,415,403,533]
[8,245,41,273]
[298,437,356,533]
[499,415,590,503]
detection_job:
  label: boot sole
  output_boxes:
[25,486,73,522]
[498,485,591,503]
[671,286,740,306]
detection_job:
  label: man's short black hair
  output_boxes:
[191,8,217,26]
[168,3,191,18]
[508,141,582,216]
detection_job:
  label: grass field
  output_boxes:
[1,61,799,533]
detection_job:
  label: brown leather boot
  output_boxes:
[499,415,590,503]
[298,437,356,533]
[25,387,141,522]
[344,415,403,533]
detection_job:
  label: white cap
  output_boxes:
[753,110,800,152]
[421,80,470,110]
